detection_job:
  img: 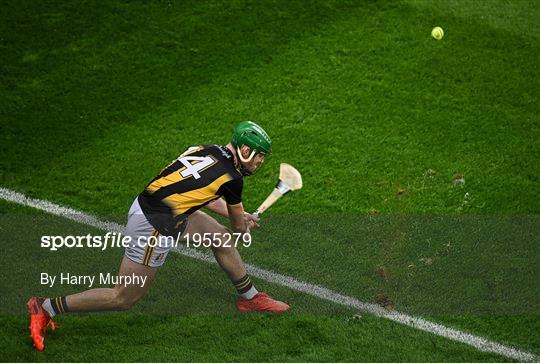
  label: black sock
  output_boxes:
[49,296,69,315]
[233,274,258,299]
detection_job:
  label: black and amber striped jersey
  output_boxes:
[138,144,243,236]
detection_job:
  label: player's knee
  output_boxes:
[112,291,140,311]
[116,296,138,311]
[209,225,229,247]
[211,224,231,246]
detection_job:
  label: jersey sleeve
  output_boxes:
[218,178,243,205]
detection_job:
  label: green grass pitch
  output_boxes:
[1,0,539,362]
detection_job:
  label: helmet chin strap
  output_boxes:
[237,146,256,163]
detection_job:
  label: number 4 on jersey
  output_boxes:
[178,156,215,179]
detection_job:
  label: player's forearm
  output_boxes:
[227,203,250,234]
[206,198,229,217]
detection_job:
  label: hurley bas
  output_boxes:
[41,272,147,288]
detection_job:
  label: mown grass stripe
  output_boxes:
[0,187,536,362]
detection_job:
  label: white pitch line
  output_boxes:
[1,187,537,362]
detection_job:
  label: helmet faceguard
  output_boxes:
[237,147,257,163]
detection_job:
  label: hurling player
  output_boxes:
[28,121,290,351]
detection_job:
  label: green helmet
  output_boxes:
[231,120,272,156]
